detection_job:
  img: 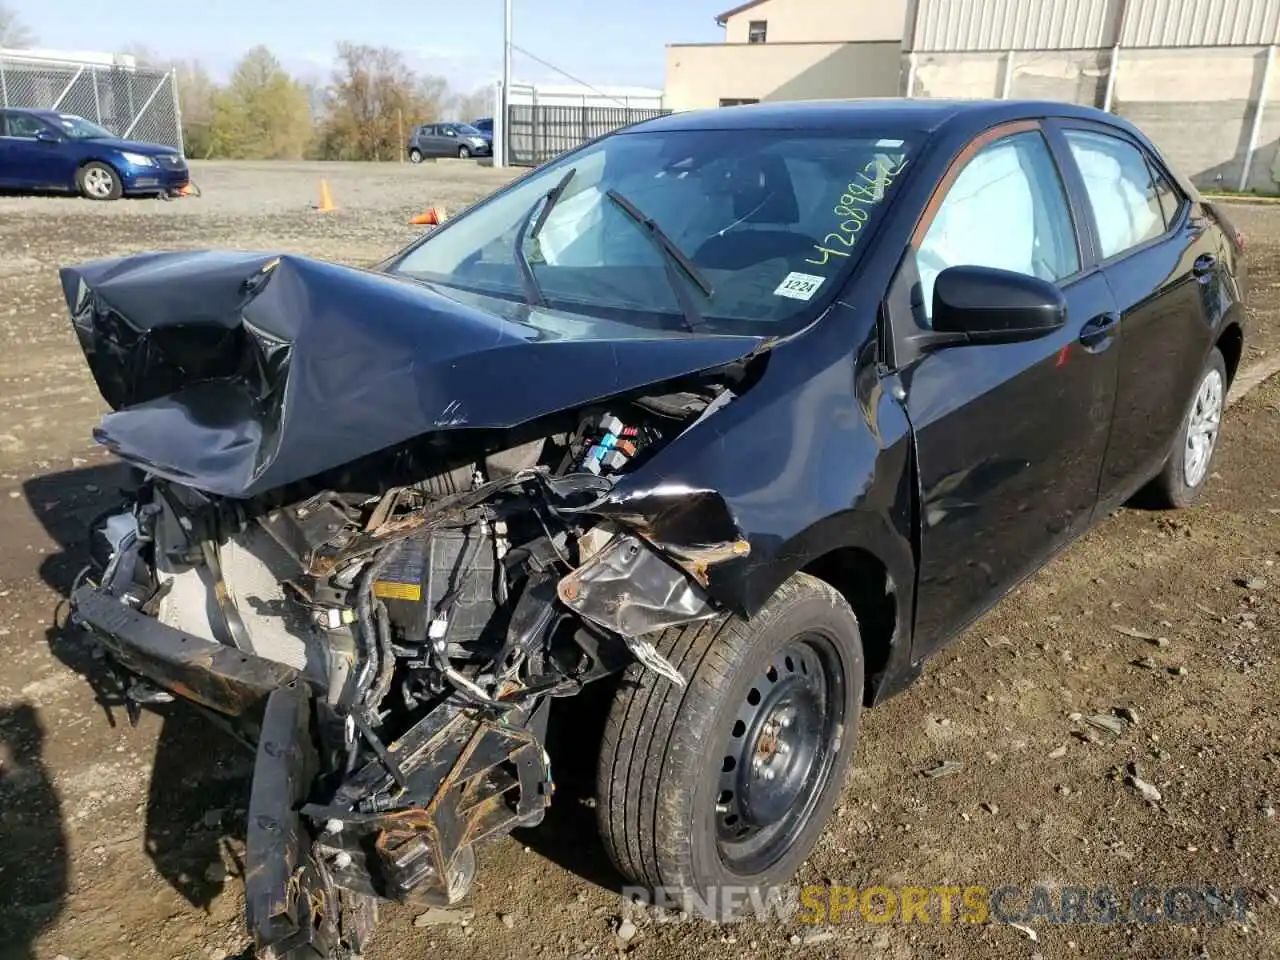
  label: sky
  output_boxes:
[8,0,726,93]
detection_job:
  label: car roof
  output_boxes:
[5,107,61,118]
[632,98,1130,138]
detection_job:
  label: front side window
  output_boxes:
[916,131,1079,322]
[51,114,111,139]
[748,20,768,43]
[389,128,914,335]
[1064,129,1168,259]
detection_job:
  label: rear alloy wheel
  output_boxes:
[597,573,863,908]
[408,148,423,163]
[458,145,472,159]
[78,161,121,201]
[1150,347,1228,508]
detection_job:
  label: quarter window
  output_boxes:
[916,131,1079,323]
[1149,160,1184,228]
[1064,129,1171,259]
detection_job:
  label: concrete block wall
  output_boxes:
[910,45,1280,192]
[1114,46,1278,193]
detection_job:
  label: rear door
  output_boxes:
[2,112,69,187]
[894,122,1121,654]
[416,124,438,155]
[1053,123,1219,510]
[0,112,15,185]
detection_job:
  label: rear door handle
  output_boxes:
[1193,254,1217,281]
[1078,311,1120,351]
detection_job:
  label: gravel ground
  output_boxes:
[0,166,1277,960]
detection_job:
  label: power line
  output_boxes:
[509,43,629,107]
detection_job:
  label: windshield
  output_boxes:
[388,127,913,334]
[455,124,483,136]
[54,114,114,139]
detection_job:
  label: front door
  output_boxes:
[896,124,1121,654]
[1055,124,1219,509]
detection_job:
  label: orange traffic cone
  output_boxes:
[410,206,447,226]
[317,179,336,212]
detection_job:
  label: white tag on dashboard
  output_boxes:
[773,272,825,301]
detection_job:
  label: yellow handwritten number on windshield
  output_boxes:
[805,157,905,267]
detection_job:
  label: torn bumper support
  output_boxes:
[70,584,303,716]
[245,681,339,959]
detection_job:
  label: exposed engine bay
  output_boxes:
[77,385,747,957]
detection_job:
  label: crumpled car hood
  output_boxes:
[61,251,764,498]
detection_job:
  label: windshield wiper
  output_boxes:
[604,188,713,333]
[513,167,576,308]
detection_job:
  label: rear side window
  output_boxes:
[1064,129,1170,259]
[4,113,46,138]
[916,130,1079,322]
[1149,161,1184,227]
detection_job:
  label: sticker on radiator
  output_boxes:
[373,580,423,601]
[774,272,825,301]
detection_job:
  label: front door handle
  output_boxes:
[1078,311,1120,352]
[1193,253,1217,281]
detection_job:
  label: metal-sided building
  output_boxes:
[664,0,1280,192]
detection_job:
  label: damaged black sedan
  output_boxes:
[63,99,1245,957]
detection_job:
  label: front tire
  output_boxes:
[78,161,121,201]
[596,573,863,904]
[458,145,472,159]
[1150,347,1228,508]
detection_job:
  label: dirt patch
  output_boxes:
[0,165,1276,960]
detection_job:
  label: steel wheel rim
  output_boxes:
[714,632,845,875]
[84,167,113,197]
[1184,367,1223,488]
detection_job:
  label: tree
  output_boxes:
[172,60,219,159]
[0,3,34,47]
[210,46,313,159]
[318,42,451,161]
[451,87,494,122]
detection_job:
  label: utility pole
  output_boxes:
[493,0,512,169]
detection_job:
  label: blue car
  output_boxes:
[471,117,494,149]
[0,107,189,200]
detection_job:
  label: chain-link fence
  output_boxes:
[0,54,183,154]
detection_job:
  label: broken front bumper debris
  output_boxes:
[69,471,748,958]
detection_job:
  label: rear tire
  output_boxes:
[77,161,121,201]
[596,573,863,907]
[458,145,472,159]
[408,148,423,163]
[1149,347,1228,508]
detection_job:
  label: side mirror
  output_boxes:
[930,265,1066,347]
[36,129,61,144]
